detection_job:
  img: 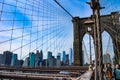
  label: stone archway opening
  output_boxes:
[102,31,114,64]
[82,33,95,65]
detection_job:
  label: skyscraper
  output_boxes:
[65,54,69,66]
[42,59,47,66]
[69,48,73,66]
[0,54,3,65]
[56,54,61,66]
[53,56,57,66]
[103,53,112,64]
[47,51,52,59]
[3,51,13,66]
[35,50,40,67]
[35,50,43,67]
[49,56,55,66]
[29,52,36,67]
[62,51,66,65]
[47,51,52,66]
[57,55,61,60]
[57,53,61,60]
[16,59,24,67]
[23,57,29,67]
[11,54,18,66]
[39,50,43,66]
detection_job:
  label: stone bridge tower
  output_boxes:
[72,12,120,66]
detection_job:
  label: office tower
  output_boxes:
[0,54,3,65]
[62,51,66,65]
[103,53,112,64]
[47,51,52,66]
[29,52,36,67]
[52,56,56,66]
[42,59,47,66]
[57,53,61,60]
[35,50,43,67]
[35,50,40,67]
[38,50,43,66]
[56,55,61,66]
[3,51,13,66]
[65,54,69,66]
[69,48,73,66]
[16,59,24,67]
[11,54,18,66]
[47,51,52,59]
[49,56,54,66]
[16,60,20,67]
[57,55,61,60]
[23,57,29,67]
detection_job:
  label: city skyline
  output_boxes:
[0,0,119,60]
[0,49,73,67]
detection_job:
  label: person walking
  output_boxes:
[114,64,120,80]
[106,63,113,80]
[103,64,107,80]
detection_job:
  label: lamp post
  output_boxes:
[84,16,99,80]
[88,27,92,64]
[86,0,104,79]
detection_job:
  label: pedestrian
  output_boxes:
[103,64,107,80]
[111,64,115,80]
[106,63,113,80]
[114,64,120,80]
[88,64,93,71]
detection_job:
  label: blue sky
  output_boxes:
[59,0,92,17]
[0,0,119,61]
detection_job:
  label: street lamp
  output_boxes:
[88,27,92,64]
[84,18,94,64]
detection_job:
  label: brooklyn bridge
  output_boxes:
[0,0,120,80]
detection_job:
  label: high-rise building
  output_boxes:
[57,55,61,60]
[35,50,40,67]
[47,51,52,59]
[49,56,54,66]
[103,53,112,64]
[16,60,20,67]
[65,54,69,66]
[16,59,24,67]
[56,55,61,66]
[62,51,66,65]
[0,54,3,65]
[3,51,13,66]
[35,50,43,67]
[38,50,43,66]
[53,56,57,66]
[11,54,18,66]
[47,51,52,66]
[23,57,29,67]
[29,52,36,67]
[69,48,73,66]
[42,59,47,66]
[57,53,61,60]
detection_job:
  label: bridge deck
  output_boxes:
[0,66,94,80]
[0,66,88,73]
